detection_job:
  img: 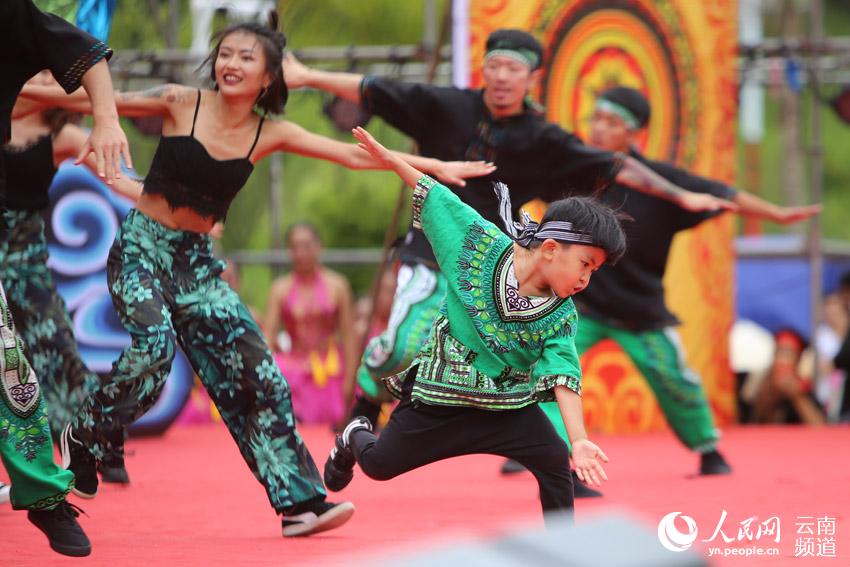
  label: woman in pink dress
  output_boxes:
[265,223,355,426]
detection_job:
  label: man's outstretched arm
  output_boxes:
[616,156,738,213]
[283,52,364,103]
[731,190,821,224]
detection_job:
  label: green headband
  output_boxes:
[485,48,540,70]
[595,98,640,130]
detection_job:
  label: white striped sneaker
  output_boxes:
[281,500,355,537]
[323,416,372,492]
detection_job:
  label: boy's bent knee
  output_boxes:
[353,436,403,481]
[358,458,401,481]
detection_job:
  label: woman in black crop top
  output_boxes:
[2,71,142,487]
[21,14,495,538]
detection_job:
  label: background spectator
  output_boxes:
[264,223,355,427]
[749,329,826,425]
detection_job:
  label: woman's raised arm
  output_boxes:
[19,83,193,118]
[266,120,494,184]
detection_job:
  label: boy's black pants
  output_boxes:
[350,373,574,517]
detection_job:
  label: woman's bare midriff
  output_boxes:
[135,193,216,234]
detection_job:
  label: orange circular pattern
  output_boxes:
[469,0,737,432]
[540,3,686,161]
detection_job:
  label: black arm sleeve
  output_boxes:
[360,76,459,143]
[0,0,110,188]
[3,0,112,93]
[652,161,737,200]
[542,126,625,199]
[647,158,737,230]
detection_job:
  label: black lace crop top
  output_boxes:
[142,90,265,221]
[1,135,57,211]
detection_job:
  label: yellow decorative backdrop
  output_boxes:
[469,0,738,432]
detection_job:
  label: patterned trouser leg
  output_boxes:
[173,284,326,510]
[0,280,74,510]
[623,325,720,452]
[67,241,178,460]
[356,262,447,402]
[0,210,101,438]
[69,210,326,510]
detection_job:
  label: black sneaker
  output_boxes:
[99,426,130,484]
[27,501,92,557]
[60,424,98,498]
[281,500,355,537]
[572,470,604,498]
[323,416,372,492]
[98,458,130,485]
[699,449,732,475]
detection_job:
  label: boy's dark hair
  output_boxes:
[531,196,627,265]
[485,29,544,70]
[200,11,288,116]
[840,271,850,290]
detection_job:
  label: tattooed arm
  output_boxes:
[616,156,738,212]
[17,83,95,112]
[18,83,195,118]
[111,84,195,117]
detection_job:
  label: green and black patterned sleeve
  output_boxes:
[413,174,492,277]
[532,329,583,401]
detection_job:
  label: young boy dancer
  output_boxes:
[324,127,625,520]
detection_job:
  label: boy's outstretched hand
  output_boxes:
[352,126,396,168]
[571,439,609,487]
[353,126,496,188]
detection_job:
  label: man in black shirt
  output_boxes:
[0,0,133,557]
[535,86,820,479]
[283,32,736,431]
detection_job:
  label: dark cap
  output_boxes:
[485,29,544,70]
[598,86,651,129]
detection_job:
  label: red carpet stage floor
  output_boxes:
[2,424,848,566]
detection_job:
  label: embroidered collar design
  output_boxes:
[493,248,562,322]
[456,221,574,353]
